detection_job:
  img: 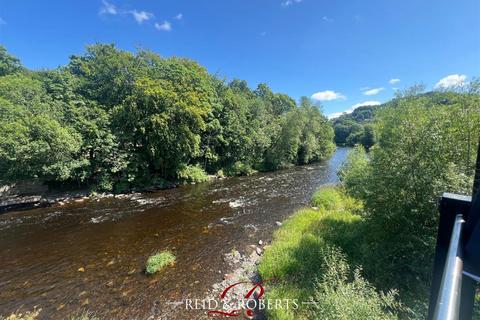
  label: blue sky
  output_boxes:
[0,0,479,117]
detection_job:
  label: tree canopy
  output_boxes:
[0,44,335,191]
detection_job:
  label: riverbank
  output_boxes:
[0,157,335,213]
[256,187,402,319]
[0,177,199,213]
[0,149,349,319]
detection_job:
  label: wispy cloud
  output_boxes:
[322,16,333,23]
[311,90,346,101]
[174,13,183,20]
[100,0,117,15]
[0,17,6,25]
[130,10,153,24]
[155,21,172,31]
[434,74,467,90]
[389,78,400,85]
[282,0,302,7]
[328,101,381,119]
[363,87,384,96]
[260,31,267,37]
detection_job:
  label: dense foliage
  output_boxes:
[340,84,480,316]
[332,105,377,148]
[0,44,334,191]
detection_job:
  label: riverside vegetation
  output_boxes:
[260,83,480,319]
[0,44,335,192]
[2,42,480,319]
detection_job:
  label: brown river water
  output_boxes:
[0,148,349,319]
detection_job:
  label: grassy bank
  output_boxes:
[258,187,402,319]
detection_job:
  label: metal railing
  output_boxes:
[428,139,480,320]
[433,214,465,320]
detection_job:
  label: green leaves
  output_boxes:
[0,46,23,76]
[340,87,480,315]
[0,44,336,190]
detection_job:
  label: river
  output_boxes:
[0,147,349,319]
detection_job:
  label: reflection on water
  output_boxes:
[0,148,349,319]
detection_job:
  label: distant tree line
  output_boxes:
[331,105,377,149]
[0,44,335,192]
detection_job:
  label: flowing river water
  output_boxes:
[0,148,349,319]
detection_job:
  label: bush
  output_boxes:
[177,165,209,183]
[145,251,176,275]
[224,161,256,176]
[311,248,402,320]
[338,145,370,200]
[339,89,480,315]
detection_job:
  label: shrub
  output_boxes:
[338,145,370,200]
[145,251,176,275]
[224,161,256,176]
[311,247,402,320]
[177,165,209,183]
[339,89,480,315]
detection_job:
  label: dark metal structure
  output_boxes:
[428,138,480,320]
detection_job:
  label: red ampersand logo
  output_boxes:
[207,280,270,318]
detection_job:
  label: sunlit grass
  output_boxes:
[258,187,400,319]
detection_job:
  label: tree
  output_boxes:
[341,86,480,313]
[0,46,23,76]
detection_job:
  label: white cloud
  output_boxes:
[322,16,333,22]
[282,0,302,7]
[351,100,381,109]
[100,0,117,15]
[174,13,183,20]
[0,18,6,25]
[363,87,384,96]
[260,31,267,36]
[155,21,172,31]
[130,10,153,24]
[434,74,467,90]
[328,101,381,119]
[311,90,346,101]
[389,78,400,85]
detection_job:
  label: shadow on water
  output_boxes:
[0,148,350,319]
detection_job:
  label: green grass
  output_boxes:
[311,186,351,210]
[258,187,401,319]
[145,251,176,275]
